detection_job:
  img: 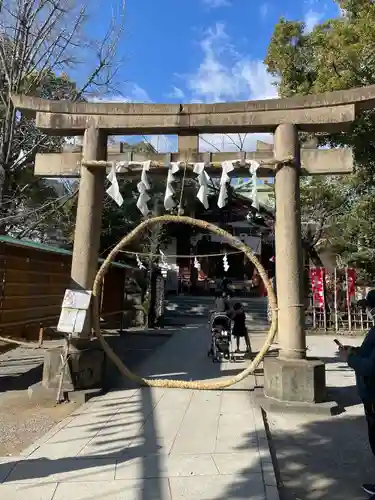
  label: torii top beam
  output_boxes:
[10,84,375,135]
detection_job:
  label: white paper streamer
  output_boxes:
[115,160,129,171]
[164,162,180,210]
[106,163,124,207]
[136,254,146,270]
[16,149,26,165]
[249,160,260,210]
[140,160,151,190]
[223,253,229,272]
[193,163,210,209]
[136,161,151,216]
[218,161,234,208]
[159,250,171,277]
[159,250,169,268]
[194,257,201,272]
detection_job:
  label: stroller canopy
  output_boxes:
[211,313,231,330]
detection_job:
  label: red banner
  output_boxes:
[347,268,356,301]
[310,267,325,308]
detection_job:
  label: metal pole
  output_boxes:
[346,267,352,332]
[322,268,327,331]
[334,267,339,332]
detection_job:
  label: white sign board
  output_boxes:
[57,289,92,334]
[61,289,92,309]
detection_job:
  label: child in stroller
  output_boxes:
[207,312,234,363]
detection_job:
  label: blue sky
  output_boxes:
[85,0,341,152]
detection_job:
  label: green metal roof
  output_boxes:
[0,235,136,270]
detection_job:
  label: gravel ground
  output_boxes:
[0,332,171,457]
[0,391,80,456]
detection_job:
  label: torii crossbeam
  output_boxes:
[11,84,375,409]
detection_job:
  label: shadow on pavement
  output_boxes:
[0,323,225,499]
[265,411,375,500]
[2,324,370,499]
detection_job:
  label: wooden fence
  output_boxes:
[0,236,141,341]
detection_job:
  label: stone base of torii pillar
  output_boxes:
[256,124,339,416]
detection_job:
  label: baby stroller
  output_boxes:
[207,312,234,363]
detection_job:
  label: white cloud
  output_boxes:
[167,86,185,100]
[303,9,323,33]
[89,84,152,103]
[202,0,230,8]
[185,23,278,103]
[128,84,152,102]
[260,3,269,19]
[178,23,279,152]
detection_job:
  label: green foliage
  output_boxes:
[265,1,375,280]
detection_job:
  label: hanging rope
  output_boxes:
[92,215,278,390]
[120,249,243,258]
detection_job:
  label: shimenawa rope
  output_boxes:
[92,215,278,390]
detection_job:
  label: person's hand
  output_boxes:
[338,345,353,361]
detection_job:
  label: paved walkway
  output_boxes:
[268,335,375,500]
[0,325,278,500]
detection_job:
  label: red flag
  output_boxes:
[347,268,356,300]
[310,267,325,308]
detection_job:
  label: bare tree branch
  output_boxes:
[0,0,126,238]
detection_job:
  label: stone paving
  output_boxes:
[0,324,278,500]
[267,335,375,500]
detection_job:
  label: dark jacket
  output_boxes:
[231,310,247,337]
[348,326,375,402]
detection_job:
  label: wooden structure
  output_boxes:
[11,84,375,405]
[0,236,139,341]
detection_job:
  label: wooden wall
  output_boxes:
[0,240,136,341]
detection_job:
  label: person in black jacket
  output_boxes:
[339,289,375,497]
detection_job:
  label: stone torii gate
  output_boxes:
[11,86,374,408]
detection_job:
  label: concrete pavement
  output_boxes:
[267,335,375,500]
[0,323,278,500]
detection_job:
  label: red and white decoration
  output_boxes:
[310,267,325,308]
[346,268,356,304]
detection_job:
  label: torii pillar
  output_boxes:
[260,123,329,411]
[274,124,306,360]
[71,126,107,317]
